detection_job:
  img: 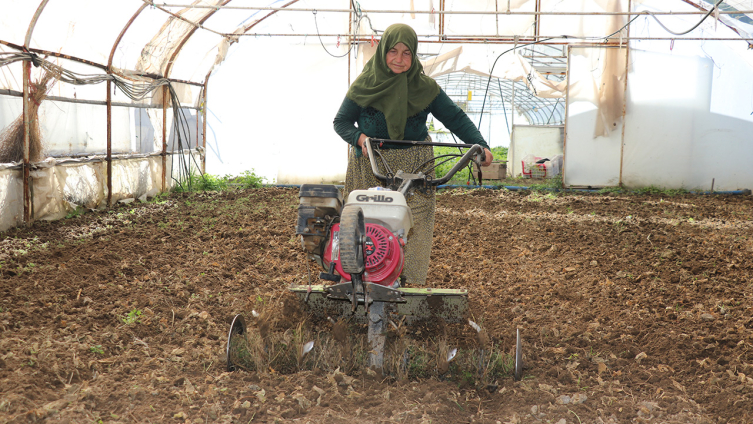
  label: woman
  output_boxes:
[333,23,492,286]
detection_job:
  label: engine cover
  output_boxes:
[323,221,404,287]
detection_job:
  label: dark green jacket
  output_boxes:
[334,88,489,157]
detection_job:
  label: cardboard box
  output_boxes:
[472,161,507,180]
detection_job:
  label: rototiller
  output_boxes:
[291,138,485,368]
[227,138,508,372]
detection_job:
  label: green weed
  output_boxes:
[597,186,623,194]
[432,146,508,183]
[407,348,431,379]
[599,185,689,196]
[529,175,562,192]
[150,193,169,205]
[172,169,267,193]
[65,206,86,219]
[233,170,267,189]
[122,309,142,325]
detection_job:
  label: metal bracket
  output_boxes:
[290,284,467,324]
[326,281,405,303]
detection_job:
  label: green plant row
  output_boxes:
[432,146,508,182]
[172,169,267,193]
[597,185,690,196]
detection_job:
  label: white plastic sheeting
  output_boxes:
[0,154,198,232]
[0,0,220,107]
[562,1,753,190]
[621,49,753,191]
[509,125,564,178]
[563,46,626,188]
[0,168,23,231]
[2,0,753,232]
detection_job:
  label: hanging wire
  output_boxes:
[643,0,725,36]
[472,0,725,127]
[475,9,651,130]
[1,51,204,190]
[313,0,377,58]
[166,82,205,192]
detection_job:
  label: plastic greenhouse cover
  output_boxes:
[0,0,631,84]
[0,0,231,98]
[1,0,752,204]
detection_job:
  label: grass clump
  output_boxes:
[228,311,518,388]
[529,174,562,193]
[598,185,690,196]
[232,170,267,189]
[433,146,508,183]
[172,169,267,193]
[65,206,86,219]
[183,173,229,192]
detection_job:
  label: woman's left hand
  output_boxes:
[482,148,493,167]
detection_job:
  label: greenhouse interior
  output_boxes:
[1,1,752,231]
[3,2,753,423]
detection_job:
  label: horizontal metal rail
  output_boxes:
[0,89,199,109]
[0,40,205,87]
[232,34,752,41]
[156,5,753,16]
[0,149,202,171]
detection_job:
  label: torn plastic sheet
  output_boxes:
[0,151,201,232]
[0,168,23,232]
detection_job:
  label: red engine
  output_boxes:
[323,222,404,287]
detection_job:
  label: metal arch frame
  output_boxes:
[161,0,305,187]
[13,0,225,223]
[8,0,750,226]
[434,72,566,127]
[21,0,308,218]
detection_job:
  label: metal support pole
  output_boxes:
[348,1,352,87]
[22,60,31,225]
[162,85,168,192]
[495,0,499,35]
[194,94,199,152]
[563,45,571,186]
[202,80,208,174]
[106,80,113,206]
[511,38,517,129]
[439,0,445,40]
[21,0,49,226]
[534,0,541,40]
[619,0,632,188]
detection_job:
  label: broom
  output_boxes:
[0,69,56,164]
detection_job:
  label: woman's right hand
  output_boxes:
[357,134,370,158]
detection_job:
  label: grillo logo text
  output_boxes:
[355,194,394,203]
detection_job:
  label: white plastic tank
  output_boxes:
[345,189,413,233]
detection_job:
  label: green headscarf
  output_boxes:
[346,23,439,140]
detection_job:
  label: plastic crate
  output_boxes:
[521,158,547,179]
[472,161,507,180]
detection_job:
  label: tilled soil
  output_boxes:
[1,187,752,423]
